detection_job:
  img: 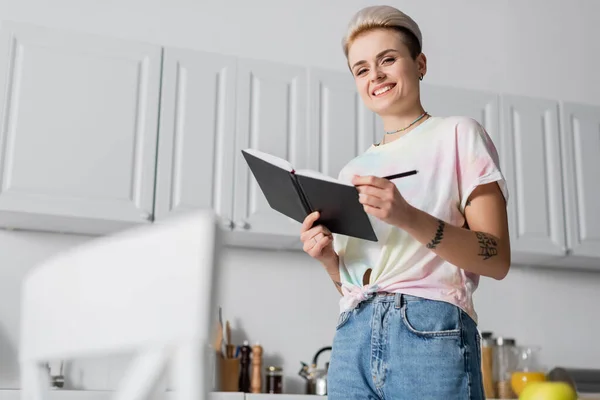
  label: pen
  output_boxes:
[382,169,418,180]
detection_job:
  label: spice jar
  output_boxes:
[266,366,283,394]
[494,337,518,399]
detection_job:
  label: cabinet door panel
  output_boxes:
[421,84,500,156]
[501,95,566,261]
[155,48,236,229]
[307,68,377,178]
[0,22,161,234]
[233,59,307,238]
[561,102,600,261]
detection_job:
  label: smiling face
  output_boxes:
[347,28,427,117]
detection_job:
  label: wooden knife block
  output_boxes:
[218,353,241,392]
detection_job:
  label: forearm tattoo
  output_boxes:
[426,219,445,249]
[476,232,498,260]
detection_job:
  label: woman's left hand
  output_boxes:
[352,175,413,228]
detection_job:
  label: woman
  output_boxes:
[299,5,510,399]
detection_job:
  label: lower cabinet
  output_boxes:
[213,394,324,400]
[209,393,246,400]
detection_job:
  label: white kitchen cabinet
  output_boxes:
[0,21,162,235]
[154,47,237,230]
[500,95,567,264]
[420,84,501,158]
[0,390,245,400]
[307,67,378,177]
[209,393,246,400]
[230,58,308,249]
[270,67,378,251]
[557,102,600,268]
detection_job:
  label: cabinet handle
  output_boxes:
[236,221,251,230]
[221,219,235,230]
[140,212,153,221]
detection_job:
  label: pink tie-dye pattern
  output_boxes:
[334,116,508,323]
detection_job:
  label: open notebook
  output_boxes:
[241,148,378,242]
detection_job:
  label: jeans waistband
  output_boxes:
[361,292,423,308]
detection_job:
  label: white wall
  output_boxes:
[0,0,599,393]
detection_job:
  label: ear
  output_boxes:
[416,53,427,78]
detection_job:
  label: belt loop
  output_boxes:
[394,293,402,309]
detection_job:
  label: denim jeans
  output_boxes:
[328,293,484,400]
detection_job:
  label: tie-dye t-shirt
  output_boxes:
[332,116,508,323]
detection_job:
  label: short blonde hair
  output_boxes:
[342,5,423,60]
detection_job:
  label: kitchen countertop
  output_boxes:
[0,390,522,400]
[0,391,244,400]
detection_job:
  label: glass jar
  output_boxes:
[494,337,518,399]
[480,332,496,399]
[265,366,283,394]
[511,345,546,396]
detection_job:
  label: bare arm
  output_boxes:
[401,182,510,280]
[320,255,343,295]
[353,176,510,280]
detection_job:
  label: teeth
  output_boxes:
[374,85,393,96]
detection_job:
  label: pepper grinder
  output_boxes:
[251,343,263,393]
[238,340,252,392]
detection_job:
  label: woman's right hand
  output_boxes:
[300,211,337,263]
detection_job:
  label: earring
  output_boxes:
[419,74,424,81]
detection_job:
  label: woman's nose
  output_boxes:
[369,67,385,82]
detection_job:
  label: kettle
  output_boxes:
[298,346,332,395]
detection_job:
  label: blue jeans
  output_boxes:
[328,293,484,400]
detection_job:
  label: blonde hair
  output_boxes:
[342,5,423,60]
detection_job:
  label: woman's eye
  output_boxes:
[382,57,395,65]
[356,68,367,76]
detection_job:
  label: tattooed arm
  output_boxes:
[402,182,511,280]
[353,175,510,280]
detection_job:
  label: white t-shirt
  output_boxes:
[333,116,508,323]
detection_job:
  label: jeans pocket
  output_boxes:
[336,311,351,330]
[401,298,461,338]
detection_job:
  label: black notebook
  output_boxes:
[241,148,378,242]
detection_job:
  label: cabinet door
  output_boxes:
[307,68,377,178]
[154,48,236,229]
[501,95,566,263]
[420,84,501,158]
[0,22,161,235]
[560,102,600,264]
[231,58,308,246]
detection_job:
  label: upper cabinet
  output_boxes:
[500,95,567,264]
[230,58,308,249]
[154,47,237,231]
[559,102,600,268]
[0,22,161,235]
[0,21,599,269]
[420,84,500,155]
[307,68,377,178]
